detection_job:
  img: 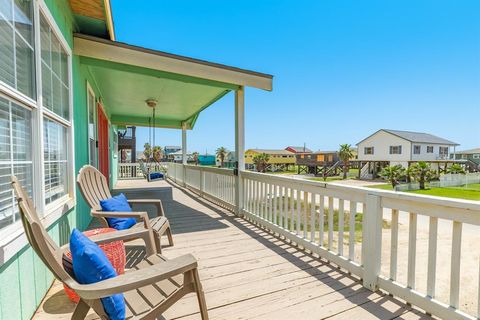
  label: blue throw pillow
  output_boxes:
[100,193,137,230]
[70,229,125,320]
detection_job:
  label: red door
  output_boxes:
[97,102,110,186]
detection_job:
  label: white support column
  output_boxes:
[235,87,245,216]
[181,122,187,186]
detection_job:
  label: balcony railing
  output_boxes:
[118,163,165,179]
[166,162,480,320]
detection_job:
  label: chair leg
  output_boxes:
[166,226,174,247]
[192,269,209,320]
[154,233,162,254]
[71,299,90,320]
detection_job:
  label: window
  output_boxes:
[364,147,374,155]
[413,145,421,154]
[43,118,68,204]
[40,10,71,206]
[427,146,434,153]
[0,3,72,236]
[389,145,402,154]
[40,12,69,120]
[87,85,97,166]
[0,0,36,98]
[474,154,480,159]
[0,96,33,231]
[439,147,449,155]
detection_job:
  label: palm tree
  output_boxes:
[379,165,405,188]
[338,144,354,179]
[253,153,270,173]
[152,146,162,163]
[447,164,466,175]
[408,162,436,190]
[216,147,228,167]
[143,143,152,162]
[192,152,199,165]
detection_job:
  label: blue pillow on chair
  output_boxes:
[70,229,125,320]
[100,193,137,230]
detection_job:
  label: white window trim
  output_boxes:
[86,81,98,167]
[0,0,76,265]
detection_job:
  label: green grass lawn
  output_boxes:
[368,183,480,201]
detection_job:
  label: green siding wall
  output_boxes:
[0,0,114,319]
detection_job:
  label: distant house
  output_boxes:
[285,146,313,154]
[357,129,459,178]
[164,146,182,159]
[198,154,216,166]
[216,151,236,168]
[452,148,480,163]
[168,150,194,163]
[451,148,480,171]
[245,149,295,171]
[296,150,340,175]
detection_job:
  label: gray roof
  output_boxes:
[456,148,480,154]
[165,146,181,149]
[286,146,313,153]
[247,149,295,155]
[358,129,459,146]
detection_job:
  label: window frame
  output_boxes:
[86,82,98,167]
[0,0,76,262]
[389,145,402,155]
[413,145,421,155]
[439,146,449,156]
[364,147,374,155]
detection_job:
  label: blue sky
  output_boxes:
[111,0,480,154]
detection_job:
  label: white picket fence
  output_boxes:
[166,163,480,320]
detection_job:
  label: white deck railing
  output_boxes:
[168,163,236,211]
[167,163,480,320]
[118,163,165,179]
[118,163,143,179]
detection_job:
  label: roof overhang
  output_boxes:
[69,0,115,40]
[74,34,273,91]
[74,34,273,130]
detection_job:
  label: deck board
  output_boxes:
[32,179,434,320]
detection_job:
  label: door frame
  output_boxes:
[97,101,110,185]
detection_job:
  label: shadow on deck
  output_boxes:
[33,179,433,320]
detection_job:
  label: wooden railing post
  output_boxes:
[362,193,382,291]
[199,168,204,197]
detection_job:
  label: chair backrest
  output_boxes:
[77,165,112,211]
[11,176,74,284]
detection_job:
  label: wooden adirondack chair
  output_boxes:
[77,165,173,253]
[11,176,209,320]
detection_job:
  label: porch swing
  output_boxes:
[142,99,165,182]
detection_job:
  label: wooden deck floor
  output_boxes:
[33,179,434,320]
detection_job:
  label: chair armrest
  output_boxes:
[127,199,165,217]
[88,228,151,245]
[67,254,198,299]
[91,210,149,220]
[59,227,156,256]
[91,210,153,239]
